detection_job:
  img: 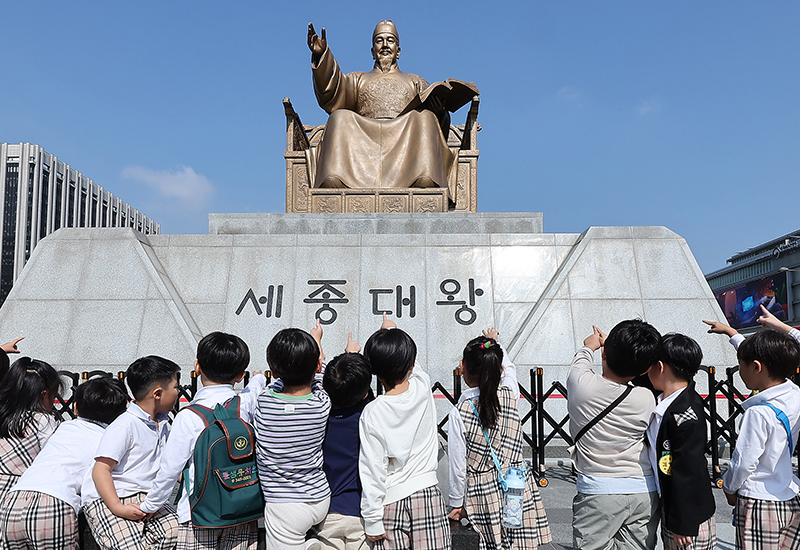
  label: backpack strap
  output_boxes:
[185,404,216,428]
[574,385,633,444]
[757,402,794,455]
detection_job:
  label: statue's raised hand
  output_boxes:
[308,23,327,57]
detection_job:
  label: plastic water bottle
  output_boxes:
[501,467,525,529]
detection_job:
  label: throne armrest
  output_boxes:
[284,97,311,152]
[460,96,480,151]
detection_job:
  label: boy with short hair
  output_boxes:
[0,376,128,550]
[719,329,800,550]
[82,356,182,550]
[567,320,661,550]
[138,332,266,550]
[314,334,374,550]
[646,333,716,550]
[254,323,332,549]
[359,315,450,549]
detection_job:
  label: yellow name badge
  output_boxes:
[659,453,672,476]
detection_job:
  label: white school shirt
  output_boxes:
[139,375,267,523]
[359,363,439,537]
[447,345,518,508]
[722,380,800,500]
[81,403,170,506]
[645,387,685,495]
[11,418,106,514]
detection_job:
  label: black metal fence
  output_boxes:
[54,365,793,488]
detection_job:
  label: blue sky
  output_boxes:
[2,1,798,273]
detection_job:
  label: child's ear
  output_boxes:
[152,385,163,401]
[753,360,765,374]
[316,358,322,373]
[194,360,202,376]
[234,371,246,383]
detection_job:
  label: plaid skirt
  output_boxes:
[735,495,800,550]
[0,490,78,550]
[661,513,716,550]
[465,468,552,550]
[176,521,258,550]
[83,493,178,550]
[375,485,450,550]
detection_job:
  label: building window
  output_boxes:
[1,163,19,302]
[111,206,117,227]
[91,194,98,227]
[54,176,63,231]
[39,169,50,241]
[67,182,75,227]
[24,163,35,260]
[79,189,87,228]
[102,201,108,228]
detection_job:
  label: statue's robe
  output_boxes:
[312,47,456,197]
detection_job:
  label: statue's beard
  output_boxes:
[376,54,395,73]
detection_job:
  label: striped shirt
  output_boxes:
[254,381,331,502]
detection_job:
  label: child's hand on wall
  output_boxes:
[483,328,500,342]
[583,325,606,351]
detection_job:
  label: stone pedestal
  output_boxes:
[0,214,735,422]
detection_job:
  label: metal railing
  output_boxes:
[53,365,793,488]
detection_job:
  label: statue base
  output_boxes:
[209,212,544,235]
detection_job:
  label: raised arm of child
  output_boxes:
[757,305,799,342]
[92,458,145,521]
[311,318,325,364]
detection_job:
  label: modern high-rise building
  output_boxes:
[0,143,160,303]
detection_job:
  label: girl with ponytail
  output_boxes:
[0,358,61,500]
[447,329,552,550]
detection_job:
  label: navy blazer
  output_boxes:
[655,381,716,536]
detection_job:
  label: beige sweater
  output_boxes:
[567,347,655,478]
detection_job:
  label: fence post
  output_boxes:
[536,368,546,476]
[706,366,722,486]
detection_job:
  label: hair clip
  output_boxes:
[480,341,493,349]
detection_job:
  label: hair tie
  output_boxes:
[480,341,493,349]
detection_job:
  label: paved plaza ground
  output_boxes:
[534,462,735,550]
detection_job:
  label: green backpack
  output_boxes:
[181,396,265,527]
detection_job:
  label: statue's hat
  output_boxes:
[373,20,399,41]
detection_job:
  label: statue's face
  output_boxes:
[371,32,400,64]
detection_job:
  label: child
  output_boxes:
[567,320,661,550]
[254,323,331,550]
[0,376,128,550]
[314,333,374,550]
[138,332,266,550]
[719,329,800,550]
[360,315,450,549]
[447,329,552,550]
[0,358,61,501]
[646,333,716,550]
[82,356,181,550]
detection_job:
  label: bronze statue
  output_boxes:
[308,20,478,197]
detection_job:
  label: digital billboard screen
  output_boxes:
[713,272,789,330]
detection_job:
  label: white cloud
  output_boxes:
[121,165,213,209]
[636,99,661,117]
[557,86,584,109]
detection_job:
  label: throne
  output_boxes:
[283,97,480,213]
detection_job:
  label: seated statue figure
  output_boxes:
[308,20,476,199]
